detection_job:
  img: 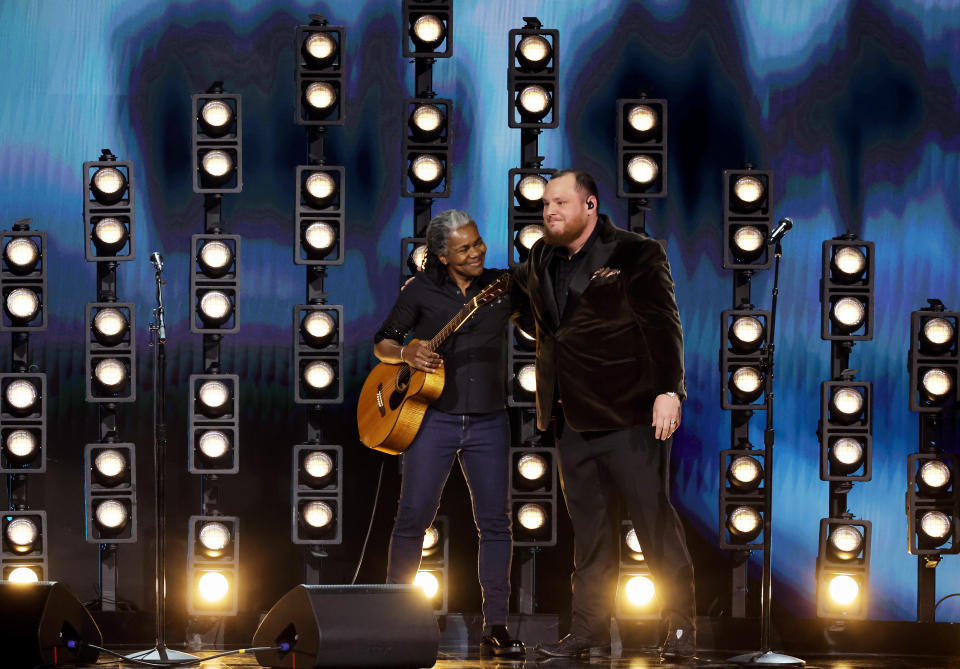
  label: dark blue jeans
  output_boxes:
[387,408,512,627]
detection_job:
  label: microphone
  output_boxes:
[150,251,164,272]
[768,218,793,244]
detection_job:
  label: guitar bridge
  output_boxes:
[376,384,385,417]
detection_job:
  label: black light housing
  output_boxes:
[815,517,871,619]
[508,18,558,129]
[292,445,343,545]
[722,169,773,270]
[295,166,345,266]
[84,443,137,543]
[192,84,242,193]
[617,98,667,198]
[187,515,239,616]
[403,0,452,58]
[296,18,345,125]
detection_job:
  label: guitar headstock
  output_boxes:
[472,273,511,308]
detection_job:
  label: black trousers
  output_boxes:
[555,414,696,642]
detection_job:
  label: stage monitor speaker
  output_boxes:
[0,581,101,667]
[253,584,439,668]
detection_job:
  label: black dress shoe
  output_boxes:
[481,626,525,657]
[535,633,610,658]
[661,626,696,660]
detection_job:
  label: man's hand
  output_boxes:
[652,393,682,440]
[403,340,443,373]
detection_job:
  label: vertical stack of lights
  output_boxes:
[291,14,347,581]
[506,16,559,615]
[416,517,448,614]
[906,300,959,622]
[718,167,774,618]
[401,0,453,275]
[815,236,875,620]
[616,97,667,234]
[616,522,657,619]
[1,218,48,583]
[187,81,243,617]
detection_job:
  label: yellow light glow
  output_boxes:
[734,175,763,203]
[517,453,547,481]
[304,451,333,479]
[7,567,39,583]
[833,297,865,327]
[94,449,126,478]
[517,364,537,393]
[423,526,439,552]
[733,226,764,253]
[201,100,232,128]
[94,358,126,387]
[201,150,232,178]
[518,503,546,530]
[627,155,658,184]
[414,571,439,599]
[198,571,230,602]
[199,431,229,459]
[627,105,657,133]
[624,575,656,606]
[827,574,859,606]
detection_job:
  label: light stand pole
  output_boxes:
[728,240,804,667]
[127,254,199,664]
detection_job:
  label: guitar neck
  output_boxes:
[427,304,475,352]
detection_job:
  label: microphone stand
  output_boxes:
[728,240,804,667]
[128,260,199,664]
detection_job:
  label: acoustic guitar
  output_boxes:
[358,273,512,455]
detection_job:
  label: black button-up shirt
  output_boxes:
[550,223,600,317]
[374,268,511,415]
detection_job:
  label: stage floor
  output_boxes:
[75,648,960,668]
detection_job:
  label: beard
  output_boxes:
[542,217,587,247]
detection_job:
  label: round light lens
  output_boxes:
[410,244,428,272]
[412,104,442,133]
[415,571,439,598]
[517,34,551,67]
[832,438,863,466]
[5,518,38,548]
[920,511,951,539]
[305,81,336,110]
[95,449,126,479]
[517,174,547,205]
[198,431,229,459]
[94,358,126,388]
[828,574,859,606]
[832,388,864,416]
[730,455,762,485]
[628,104,657,133]
[198,571,229,602]
[625,575,656,606]
[413,14,444,46]
[922,369,952,397]
[6,288,39,320]
[304,222,336,253]
[5,380,37,411]
[201,100,232,129]
[305,32,336,61]
[518,503,547,530]
[304,361,335,390]
[201,150,232,178]
[198,381,229,410]
[732,367,762,394]
[919,460,950,490]
[199,241,232,273]
[199,522,231,552]
[304,451,334,479]
[303,311,335,341]
[833,246,866,278]
[7,566,39,583]
[4,238,39,271]
[95,500,127,529]
[517,364,537,393]
[627,155,658,185]
[730,506,760,534]
[6,430,36,458]
[829,525,863,556]
[410,155,443,186]
[517,224,545,250]
[94,308,127,340]
[423,526,439,551]
[734,175,763,204]
[304,501,333,528]
[518,85,551,115]
[93,167,125,196]
[731,316,763,347]
[94,218,126,246]
[733,226,764,253]
[625,528,643,556]
[200,291,232,322]
[833,297,865,328]
[517,453,547,481]
[923,318,954,346]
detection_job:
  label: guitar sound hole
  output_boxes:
[388,388,406,411]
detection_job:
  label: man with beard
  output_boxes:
[511,170,696,660]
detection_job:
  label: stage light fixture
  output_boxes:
[508,331,537,408]
[617,521,657,619]
[920,318,955,355]
[1,511,47,581]
[403,1,452,58]
[414,570,440,599]
[92,308,128,346]
[509,19,558,129]
[516,364,536,393]
[83,152,135,260]
[625,527,643,558]
[3,238,39,275]
[726,505,762,542]
[512,501,553,544]
[190,234,239,334]
[509,446,556,546]
[300,309,336,348]
[617,98,666,198]
[721,309,770,410]
[509,167,554,265]
[722,169,773,270]
[193,85,242,193]
[1,429,39,470]
[907,453,959,555]
[403,98,452,198]
[816,518,871,618]
[409,104,445,142]
[3,288,39,324]
[198,430,229,460]
[909,304,959,411]
[0,374,46,475]
[188,375,239,475]
[719,448,766,550]
[819,380,872,482]
[517,503,546,530]
[93,449,127,484]
[292,444,342,545]
[294,305,343,405]
[414,516,449,612]
[197,240,233,278]
[296,19,344,125]
[727,455,763,492]
[85,303,136,402]
[198,99,234,138]
[295,166,344,265]
[187,515,239,615]
[94,500,129,532]
[84,443,137,542]
[821,237,874,340]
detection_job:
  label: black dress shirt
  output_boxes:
[375,268,511,414]
[550,223,601,318]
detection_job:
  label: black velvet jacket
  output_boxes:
[512,215,686,432]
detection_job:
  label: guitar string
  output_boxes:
[380,275,510,398]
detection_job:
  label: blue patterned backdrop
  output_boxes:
[1,0,958,631]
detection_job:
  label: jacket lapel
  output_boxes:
[561,218,618,322]
[537,244,561,330]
